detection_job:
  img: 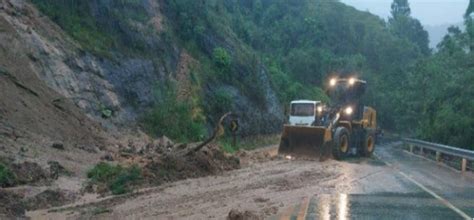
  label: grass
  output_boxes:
[219,141,237,154]
[87,163,142,195]
[30,0,151,58]
[0,163,16,187]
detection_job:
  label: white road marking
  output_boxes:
[374,153,472,220]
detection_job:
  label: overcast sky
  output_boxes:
[340,0,469,26]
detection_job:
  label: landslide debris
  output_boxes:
[0,158,51,188]
[143,143,240,184]
[24,189,77,210]
[227,209,263,220]
[9,162,48,186]
[0,190,26,219]
[86,136,240,195]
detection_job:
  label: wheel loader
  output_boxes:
[278,77,377,160]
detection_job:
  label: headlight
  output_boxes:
[344,107,353,115]
[329,78,337,87]
[349,77,356,85]
[317,106,323,113]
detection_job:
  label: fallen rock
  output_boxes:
[0,190,26,218]
[48,161,69,179]
[51,143,65,150]
[143,144,240,184]
[157,136,174,149]
[101,153,114,161]
[227,209,262,220]
[262,206,279,216]
[253,197,269,203]
[25,189,76,210]
[10,162,48,185]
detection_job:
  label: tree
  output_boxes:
[466,0,474,18]
[389,0,430,55]
[391,0,411,18]
[437,26,464,54]
[465,17,474,52]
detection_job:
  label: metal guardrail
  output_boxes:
[403,138,474,173]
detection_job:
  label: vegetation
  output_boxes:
[0,163,16,187]
[212,48,232,72]
[31,0,149,56]
[142,83,206,142]
[32,0,474,150]
[397,17,474,150]
[163,0,474,150]
[87,163,142,195]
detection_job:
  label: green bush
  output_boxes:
[220,141,237,154]
[212,47,232,81]
[212,47,231,69]
[30,0,150,56]
[143,84,206,142]
[208,88,233,116]
[87,163,141,195]
[0,163,16,187]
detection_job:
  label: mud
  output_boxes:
[143,143,240,185]
[227,209,262,220]
[27,146,349,219]
[10,161,49,186]
[0,190,26,218]
[25,189,77,210]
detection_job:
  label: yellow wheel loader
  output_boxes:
[278,77,377,160]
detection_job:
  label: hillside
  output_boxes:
[21,0,425,136]
[1,0,473,217]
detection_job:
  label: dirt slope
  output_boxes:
[0,13,111,171]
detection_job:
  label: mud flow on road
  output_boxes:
[28,142,474,220]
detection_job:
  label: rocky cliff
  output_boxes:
[0,0,284,142]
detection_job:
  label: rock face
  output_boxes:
[0,11,107,140]
[1,0,178,129]
[0,0,284,139]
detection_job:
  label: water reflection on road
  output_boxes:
[274,192,466,220]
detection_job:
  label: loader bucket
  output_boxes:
[278,125,332,159]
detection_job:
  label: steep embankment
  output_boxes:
[0,0,281,217]
[0,3,110,174]
[5,0,427,142]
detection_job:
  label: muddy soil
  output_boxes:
[27,146,354,219]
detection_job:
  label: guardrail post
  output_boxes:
[461,158,467,173]
[436,151,441,162]
[409,144,413,153]
[420,147,423,155]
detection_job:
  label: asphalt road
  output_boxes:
[273,142,474,220]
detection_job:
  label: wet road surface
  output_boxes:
[273,142,474,220]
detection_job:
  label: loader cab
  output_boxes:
[288,100,322,126]
[327,77,367,120]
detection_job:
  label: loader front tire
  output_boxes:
[361,132,375,157]
[332,127,350,160]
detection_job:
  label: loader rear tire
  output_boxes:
[332,127,350,160]
[361,133,375,157]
